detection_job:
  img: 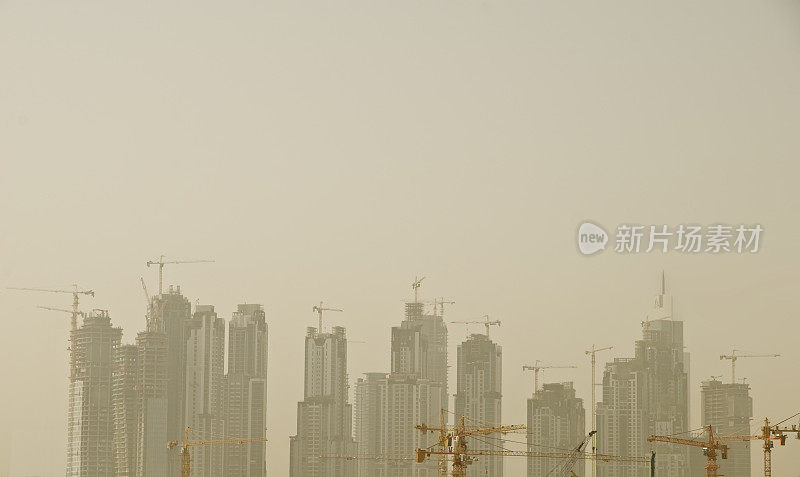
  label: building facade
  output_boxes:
[225,304,269,477]
[695,378,753,477]
[112,344,139,477]
[596,275,690,477]
[155,287,192,477]
[66,310,122,477]
[184,305,226,477]
[527,382,586,477]
[454,333,503,477]
[135,329,168,477]
[353,301,448,477]
[289,326,356,477]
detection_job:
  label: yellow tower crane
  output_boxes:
[721,415,800,477]
[522,360,577,393]
[648,425,728,477]
[168,426,267,477]
[415,416,524,477]
[450,315,501,339]
[417,417,652,477]
[719,349,779,383]
[146,255,214,295]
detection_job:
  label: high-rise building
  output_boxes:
[113,344,139,477]
[596,274,690,477]
[184,305,226,477]
[354,373,386,477]
[152,286,192,477]
[289,326,356,477]
[454,333,503,477]
[403,302,449,411]
[135,329,168,477]
[694,378,752,477]
[527,382,586,477]
[66,309,122,477]
[225,304,269,477]
[353,301,447,477]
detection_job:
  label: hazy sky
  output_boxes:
[2,0,800,475]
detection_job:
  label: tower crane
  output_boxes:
[648,425,728,477]
[146,255,214,295]
[416,416,525,477]
[585,344,613,477]
[417,417,652,477]
[420,298,456,317]
[719,349,780,383]
[721,416,800,477]
[168,426,267,477]
[8,284,94,330]
[435,298,455,317]
[522,360,577,393]
[450,315,501,339]
[312,301,342,333]
[412,276,426,303]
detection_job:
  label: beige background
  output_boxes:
[2,0,800,475]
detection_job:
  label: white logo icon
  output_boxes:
[578,222,608,255]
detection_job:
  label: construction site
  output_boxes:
[4,268,798,477]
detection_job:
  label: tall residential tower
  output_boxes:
[66,310,122,477]
[289,325,356,477]
[454,332,503,477]
[225,304,269,477]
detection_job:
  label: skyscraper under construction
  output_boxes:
[112,344,139,477]
[353,300,448,477]
[289,325,356,477]
[454,332,503,477]
[184,305,226,477]
[152,286,192,477]
[527,382,585,477]
[66,309,122,477]
[596,275,690,477]
[695,378,753,477]
[225,304,269,477]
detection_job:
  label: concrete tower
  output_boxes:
[596,274,690,477]
[527,382,586,477]
[454,333,503,477]
[184,305,226,477]
[152,286,192,477]
[225,304,269,477]
[112,344,139,477]
[696,378,753,477]
[289,326,356,477]
[66,309,122,477]
[135,328,168,477]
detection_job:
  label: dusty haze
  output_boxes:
[2,0,800,475]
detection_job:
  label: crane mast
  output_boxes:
[585,344,613,477]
